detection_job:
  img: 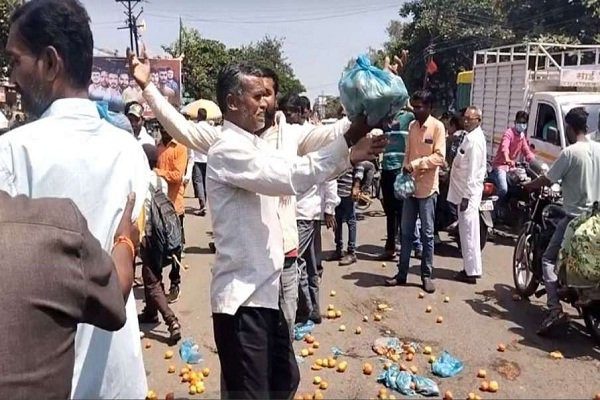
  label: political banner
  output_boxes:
[89,57,182,117]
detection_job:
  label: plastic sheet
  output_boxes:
[293,320,315,341]
[339,54,409,126]
[431,351,464,378]
[179,338,203,364]
[394,173,415,200]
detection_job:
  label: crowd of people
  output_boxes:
[1,0,600,399]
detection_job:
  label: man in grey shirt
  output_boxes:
[524,107,600,334]
[0,192,137,399]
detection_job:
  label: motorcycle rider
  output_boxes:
[490,111,536,219]
[447,106,487,284]
[523,107,600,334]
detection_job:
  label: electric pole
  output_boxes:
[116,0,144,56]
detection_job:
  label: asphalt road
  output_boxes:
[137,197,600,400]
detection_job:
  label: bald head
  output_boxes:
[463,106,482,132]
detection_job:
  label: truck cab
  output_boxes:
[471,43,600,165]
[529,93,600,163]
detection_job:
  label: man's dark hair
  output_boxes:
[410,90,434,106]
[197,108,208,122]
[10,0,93,89]
[565,107,588,133]
[279,93,302,113]
[216,63,263,113]
[91,65,101,73]
[299,96,311,113]
[515,111,529,121]
[259,67,279,95]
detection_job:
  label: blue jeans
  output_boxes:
[334,196,357,253]
[397,194,437,280]
[490,168,508,200]
[541,216,574,311]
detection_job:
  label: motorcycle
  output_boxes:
[491,160,548,230]
[512,186,600,343]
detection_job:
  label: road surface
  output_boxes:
[137,197,600,400]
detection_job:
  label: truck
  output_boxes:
[470,42,600,164]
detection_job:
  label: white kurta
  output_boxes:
[0,98,150,399]
[448,126,487,277]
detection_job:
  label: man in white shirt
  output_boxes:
[296,180,339,326]
[126,101,156,147]
[447,106,487,284]
[192,108,209,215]
[208,63,384,399]
[0,1,149,398]
[128,56,360,339]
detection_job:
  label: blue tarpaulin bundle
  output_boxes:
[377,364,440,397]
[394,172,415,200]
[339,54,409,126]
[431,351,464,378]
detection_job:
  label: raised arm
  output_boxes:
[128,49,218,153]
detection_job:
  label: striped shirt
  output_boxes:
[337,163,364,198]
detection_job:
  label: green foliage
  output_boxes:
[382,0,600,107]
[0,0,19,80]
[163,28,304,101]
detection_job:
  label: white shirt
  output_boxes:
[296,180,340,221]
[448,126,487,206]
[135,126,156,147]
[207,121,351,315]
[0,98,149,399]
[142,83,351,252]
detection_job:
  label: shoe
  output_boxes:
[376,251,396,261]
[168,321,182,343]
[138,311,159,324]
[326,251,343,262]
[422,278,436,293]
[434,233,442,245]
[338,253,357,266]
[195,207,206,217]
[537,309,569,335]
[453,270,478,285]
[168,284,180,304]
[413,249,423,259]
[385,275,407,286]
[309,312,323,324]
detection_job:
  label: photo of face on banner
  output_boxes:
[89,57,182,116]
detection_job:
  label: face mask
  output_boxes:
[515,123,527,134]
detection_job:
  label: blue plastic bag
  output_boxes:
[293,320,315,341]
[431,351,464,378]
[412,375,440,397]
[394,173,415,200]
[377,365,415,396]
[95,101,133,133]
[339,54,409,126]
[179,338,203,364]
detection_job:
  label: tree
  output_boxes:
[382,0,600,108]
[237,36,305,97]
[323,95,341,119]
[0,0,19,80]
[163,27,233,101]
[163,29,305,101]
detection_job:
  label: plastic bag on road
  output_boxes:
[412,375,440,397]
[377,365,415,396]
[293,320,315,341]
[431,351,464,378]
[394,173,415,200]
[378,364,440,397]
[339,54,409,126]
[179,338,203,364]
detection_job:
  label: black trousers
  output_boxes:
[192,162,207,206]
[168,214,185,286]
[213,307,300,399]
[381,169,403,251]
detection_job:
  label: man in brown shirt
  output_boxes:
[386,90,445,293]
[0,192,137,399]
